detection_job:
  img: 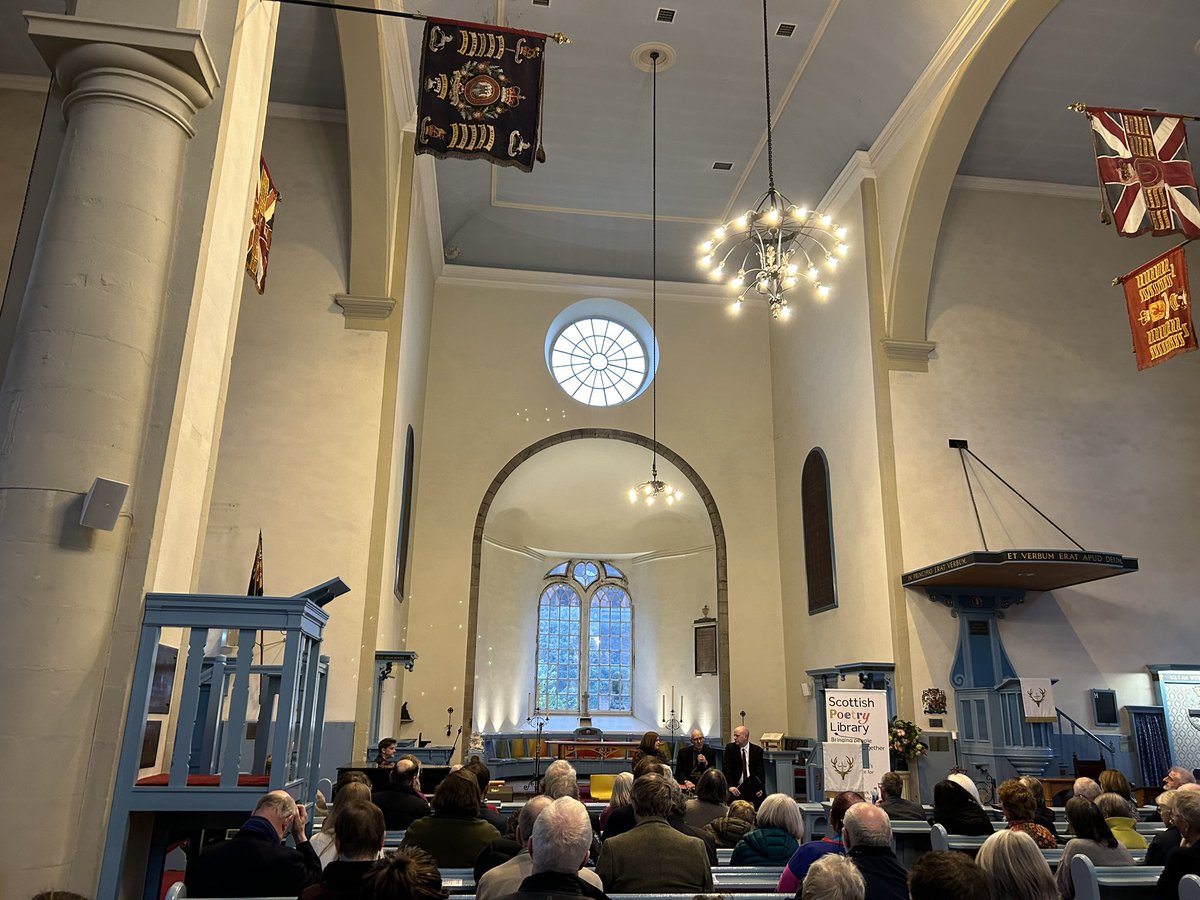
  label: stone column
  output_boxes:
[0,15,216,897]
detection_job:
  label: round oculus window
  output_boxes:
[549,318,647,406]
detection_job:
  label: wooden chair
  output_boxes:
[1073,754,1105,781]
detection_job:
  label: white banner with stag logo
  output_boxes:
[824,689,889,794]
[1020,677,1056,722]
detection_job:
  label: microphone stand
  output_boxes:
[525,707,549,793]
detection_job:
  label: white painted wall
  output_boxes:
[893,185,1200,731]
[200,115,387,724]
[770,184,896,737]
[403,270,786,745]
[0,87,42,297]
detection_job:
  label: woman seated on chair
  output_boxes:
[600,771,634,832]
[730,793,804,866]
[311,781,383,869]
[976,829,1057,900]
[998,779,1057,849]
[932,778,994,837]
[1096,791,1147,849]
[630,730,668,768]
[1055,797,1133,900]
[399,769,500,867]
[1099,769,1138,817]
[685,768,729,828]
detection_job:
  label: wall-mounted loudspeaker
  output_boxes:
[80,477,129,531]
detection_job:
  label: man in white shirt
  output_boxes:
[721,726,765,805]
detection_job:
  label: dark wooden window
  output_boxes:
[802,448,837,614]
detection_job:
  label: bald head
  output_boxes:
[843,802,892,850]
[518,794,552,844]
[1073,777,1101,801]
[733,726,749,747]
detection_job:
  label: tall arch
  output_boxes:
[887,0,1059,346]
[461,428,731,750]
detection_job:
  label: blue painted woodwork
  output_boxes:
[97,583,344,900]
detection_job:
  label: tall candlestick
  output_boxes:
[528,692,532,718]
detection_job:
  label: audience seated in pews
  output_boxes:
[976,829,1056,900]
[465,758,509,832]
[1166,766,1197,791]
[595,772,713,893]
[313,782,379,869]
[364,847,447,900]
[1099,769,1137,816]
[542,760,602,863]
[475,797,544,885]
[685,768,729,828]
[515,797,609,900]
[1147,787,1198,867]
[185,790,321,898]
[705,799,757,849]
[730,793,803,866]
[932,779,992,838]
[838,803,907,900]
[1096,791,1147,849]
[302,799,386,900]
[906,850,991,900]
[800,854,865,900]
[1158,790,1200,900]
[1055,797,1134,900]
[601,756,662,840]
[374,757,432,831]
[318,770,372,818]
[599,772,633,833]
[399,768,501,867]
[1020,775,1061,843]
[476,795,603,900]
[777,791,863,893]
[998,779,1057,849]
[876,772,926,822]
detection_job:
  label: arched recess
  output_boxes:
[335,4,402,297]
[887,0,1059,346]
[461,428,731,751]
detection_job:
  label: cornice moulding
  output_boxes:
[267,101,347,123]
[437,264,733,306]
[334,293,395,318]
[953,175,1095,200]
[0,73,51,92]
[882,338,937,372]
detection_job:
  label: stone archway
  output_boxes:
[460,427,731,751]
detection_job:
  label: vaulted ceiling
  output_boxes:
[2,1,1197,284]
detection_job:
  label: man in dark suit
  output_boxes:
[876,772,926,821]
[721,726,765,805]
[373,757,431,830]
[596,773,712,892]
[844,802,907,900]
[186,790,321,898]
[674,729,718,791]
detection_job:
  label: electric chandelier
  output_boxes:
[699,0,848,320]
[630,51,682,508]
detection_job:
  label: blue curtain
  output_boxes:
[1132,709,1170,787]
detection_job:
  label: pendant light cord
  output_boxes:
[651,50,659,480]
[762,0,775,193]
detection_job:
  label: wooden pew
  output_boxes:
[1069,855,1162,900]
[1180,874,1200,900]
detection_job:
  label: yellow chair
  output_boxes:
[589,774,616,803]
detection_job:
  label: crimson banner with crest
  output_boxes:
[416,17,546,172]
[1082,106,1200,239]
[1117,243,1195,370]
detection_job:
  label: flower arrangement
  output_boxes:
[888,717,927,759]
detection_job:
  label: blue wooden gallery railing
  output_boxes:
[98,580,347,900]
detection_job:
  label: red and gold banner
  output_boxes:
[245,155,279,294]
[1117,243,1195,370]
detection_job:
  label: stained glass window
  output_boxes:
[534,560,632,714]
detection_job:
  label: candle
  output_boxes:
[662,694,666,720]
[671,686,675,709]
[528,692,532,718]
[680,695,684,722]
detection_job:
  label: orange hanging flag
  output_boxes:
[245,156,279,294]
[1117,243,1195,370]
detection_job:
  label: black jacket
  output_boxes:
[602,804,636,840]
[300,859,378,900]
[848,845,908,900]
[667,810,719,865]
[1159,842,1200,900]
[372,782,430,830]
[933,801,994,837]
[675,744,718,785]
[1147,826,1183,868]
[722,742,765,799]
[186,825,321,898]
[516,870,611,900]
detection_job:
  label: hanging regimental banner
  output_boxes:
[1077,105,1200,239]
[245,155,279,294]
[416,17,546,172]
[1117,243,1195,370]
[1020,677,1057,723]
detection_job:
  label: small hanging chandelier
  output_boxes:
[630,51,682,508]
[699,0,848,320]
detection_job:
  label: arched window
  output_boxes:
[802,448,837,614]
[535,560,632,713]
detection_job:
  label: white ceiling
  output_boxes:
[1,1,1198,282]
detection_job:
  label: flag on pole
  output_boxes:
[1116,243,1195,370]
[247,529,264,596]
[245,156,279,293]
[416,18,547,172]
[1080,106,1200,238]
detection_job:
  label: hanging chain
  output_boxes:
[651,51,659,478]
[762,0,775,193]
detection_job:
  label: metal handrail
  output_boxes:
[1056,707,1115,755]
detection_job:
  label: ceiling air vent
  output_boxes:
[776,23,797,37]
[656,8,676,23]
[712,161,733,171]
[532,0,550,6]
